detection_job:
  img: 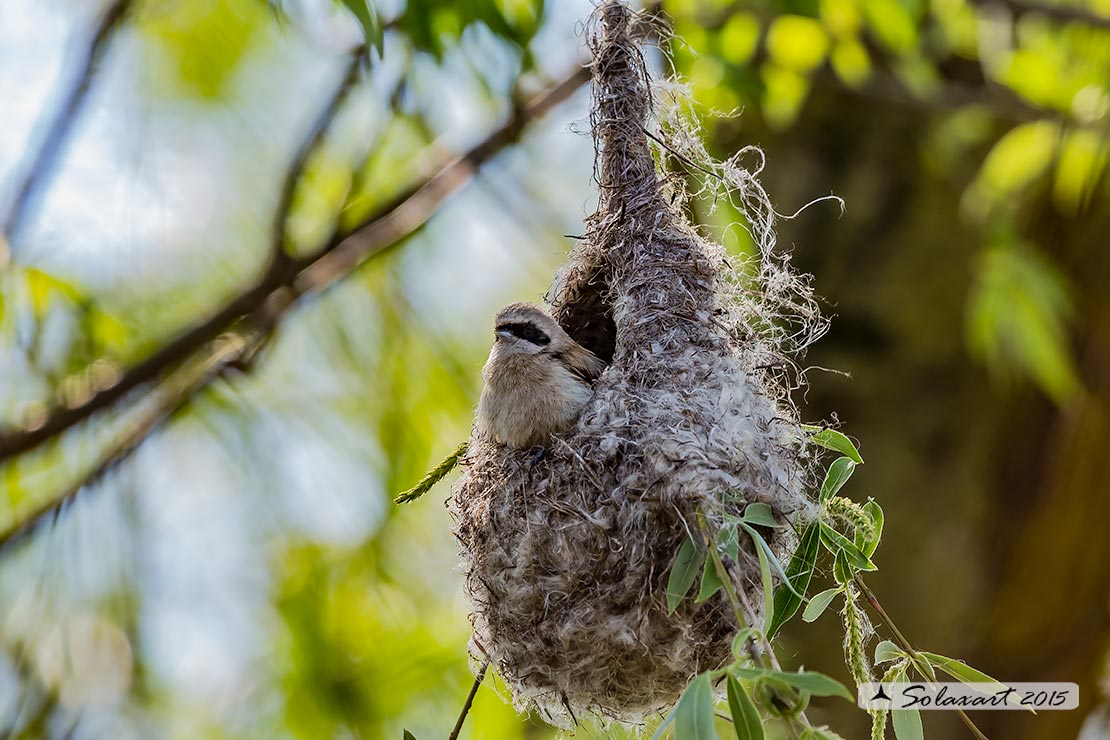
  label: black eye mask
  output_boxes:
[497,321,551,346]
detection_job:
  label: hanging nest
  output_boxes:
[448,0,826,726]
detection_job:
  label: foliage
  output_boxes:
[0,0,1106,737]
[665,0,1108,403]
[659,432,1004,739]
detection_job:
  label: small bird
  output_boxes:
[477,302,607,449]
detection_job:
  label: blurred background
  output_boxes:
[0,0,1107,738]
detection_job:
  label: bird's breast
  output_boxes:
[477,354,593,448]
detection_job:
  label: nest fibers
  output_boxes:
[449,0,828,725]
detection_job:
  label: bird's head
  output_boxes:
[491,302,567,358]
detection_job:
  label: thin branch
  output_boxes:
[0,331,255,553]
[853,575,991,740]
[449,661,488,740]
[695,510,814,730]
[294,65,592,296]
[0,0,132,257]
[0,46,364,461]
[267,49,365,268]
[0,64,592,548]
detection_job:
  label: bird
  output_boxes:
[476,302,607,450]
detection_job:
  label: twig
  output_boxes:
[394,442,467,504]
[0,45,361,459]
[0,64,592,464]
[449,661,488,740]
[695,510,814,730]
[0,65,591,550]
[267,49,365,266]
[853,575,991,740]
[0,332,256,553]
[292,65,592,296]
[695,511,752,632]
[0,0,132,257]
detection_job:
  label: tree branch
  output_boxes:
[0,332,256,553]
[0,64,592,547]
[448,661,488,740]
[853,575,991,740]
[0,0,132,260]
[267,49,365,269]
[0,47,363,460]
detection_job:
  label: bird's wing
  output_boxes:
[554,345,607,384]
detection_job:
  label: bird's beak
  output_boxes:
[495,330,513,341]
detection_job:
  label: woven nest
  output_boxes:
[449,0,825,726]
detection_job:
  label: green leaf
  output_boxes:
[777,671,853,702]
[875,640,906,664]
[698,526,741,602]
[891,673,924,740]
[862,0,916,52]
[978,120,1059,197]
[767,523,820,638]
[819,457,857,502]
[802,588,841,623]
[919,652,1006,688]
[967,244,1081,405]
[735,522,805,632]
[767,15,829,72]
[819,522,877,571]
[719,12,760,65]
[1053,129,1106,214]
[751,525,775,632]
[667,536,706,614]
[920,653,1027,711]
[832,549,853,585]
[650,709,677,740]
[860,500,884,556]
[719,524,741,562]
[674,673,720,740]
[403,732,417,740]
[339,0,384,54]
[808,428,864,463]
[892,707,923,740]
[739,522,804,600]
[730,668,854,702]
[743,502,782,528]
[726,674,765,740]
[731,628,755,659]
[696,559,724,602]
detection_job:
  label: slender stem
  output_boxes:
[731,574,788,674]
[0,66,591,547]
[853,575,990,740]
[854,577,915,660]
[0,64,591,465]
[955,709,992,740]
[695,510,813,730]
[0,331,257,553]
[0,0,132,252]
[695,511,749,630]
[449,661,488,740]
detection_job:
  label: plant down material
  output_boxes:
[449,0,824,724]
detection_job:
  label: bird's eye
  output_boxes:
[497,321,551,346]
